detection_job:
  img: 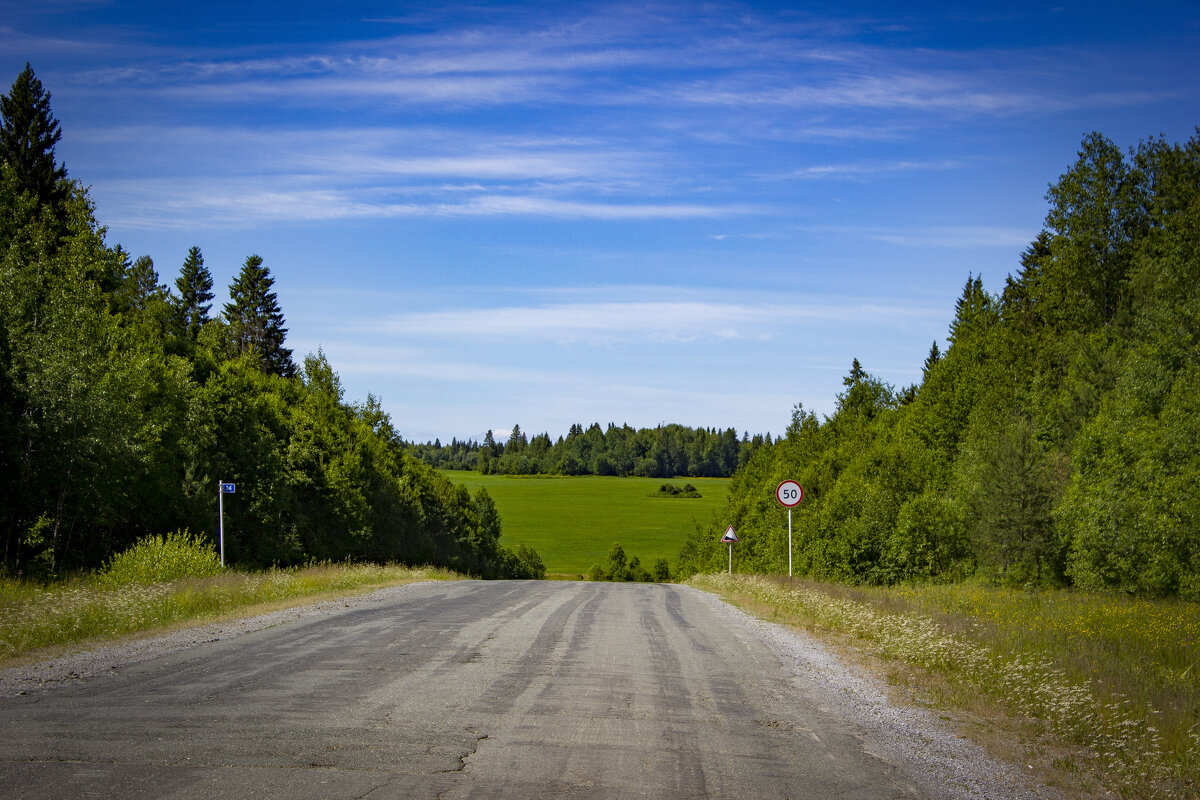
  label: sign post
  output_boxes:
[720,526,739,574]
[775,480,804,577]
[218,482,236,567]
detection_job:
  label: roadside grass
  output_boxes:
[441,472,730,576]
[0,561,456,668]
[690,573,1199,800]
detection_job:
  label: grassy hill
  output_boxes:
[440,472,730,577]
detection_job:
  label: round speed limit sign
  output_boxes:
[776,479,804,507]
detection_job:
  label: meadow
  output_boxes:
[441,472,730,576]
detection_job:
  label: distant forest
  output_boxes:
[681,129,1200,600]
[0,65,543,580]
[408,423,773,478]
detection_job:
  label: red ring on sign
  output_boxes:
[775,480,803,507]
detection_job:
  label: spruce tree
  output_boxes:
[921,341,941,380]
[0,63,68,222]
[224,254,294,377]
[118,254,166,313]
[174,246,214,340]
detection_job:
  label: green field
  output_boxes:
[441,472,730,576]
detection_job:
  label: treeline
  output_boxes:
[0,64,543,580]
[409,423,773,477]
[680,129,1200,600]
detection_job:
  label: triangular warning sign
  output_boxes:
[720,526,739,543]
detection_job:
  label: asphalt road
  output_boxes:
[0,580,935,799]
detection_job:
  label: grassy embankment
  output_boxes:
[441,471,730,577]
[691,573,1199,800]
[0,532,456,668]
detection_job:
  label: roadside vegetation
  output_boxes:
[0,532,456,666]
[691,574,1199,800]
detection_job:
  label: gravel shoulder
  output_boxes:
[693,587,1059,800]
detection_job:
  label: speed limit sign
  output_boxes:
[776,480,803,507]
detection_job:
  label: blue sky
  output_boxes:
[2,1,1197,442]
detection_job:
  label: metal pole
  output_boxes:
[218,480,225,567]
[788,508,793,578]
[728,543,732,574]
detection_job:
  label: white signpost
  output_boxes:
[775,480,804,577]
[218,482,236,567]
[720,526,739,574]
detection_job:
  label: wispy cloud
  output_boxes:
[804,224,1035,249]
[376,297,942,344]
[93,178,758,228]
[784,159,964,180]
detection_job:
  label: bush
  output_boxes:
[99,530,222,587]
[653,483,702,498]
[652,558,671,582]
[503,544,546,579]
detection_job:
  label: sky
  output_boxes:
[2,1,1197,443]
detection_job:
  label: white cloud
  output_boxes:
[784,159,964,180]
[93,173,758,228]
[803,224,1035,249]
[376,297,942,344]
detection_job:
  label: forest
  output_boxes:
[680,128,1200,600]
[0,65,544,580]
[409,422,772,477]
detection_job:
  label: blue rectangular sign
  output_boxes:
[220,483,236,494]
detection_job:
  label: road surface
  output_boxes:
[0,580,1005,798]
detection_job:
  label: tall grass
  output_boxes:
[691,573,1199,800]
[1,550,454,664]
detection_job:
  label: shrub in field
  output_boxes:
[654,483,702,498]
[503,544,546,580]
[99,530,222,587]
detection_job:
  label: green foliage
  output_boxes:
[410,422,770,478]
[588,542,655,582]
[0,63,68,235]
[682,128,1200,598]
[0,66,540,582]
[98,530,222,587]
[654,482,701,498]
[173,246,213,342]
[223,254,294,378]
[503,543,546,580]
[1058,184,1200,597]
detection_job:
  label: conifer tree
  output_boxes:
[224,254,294,377]
[174,246,214,340]
[921,341,941,381]
[116,254,167,314]
[948,274,994,344]
[0,63,68,224]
